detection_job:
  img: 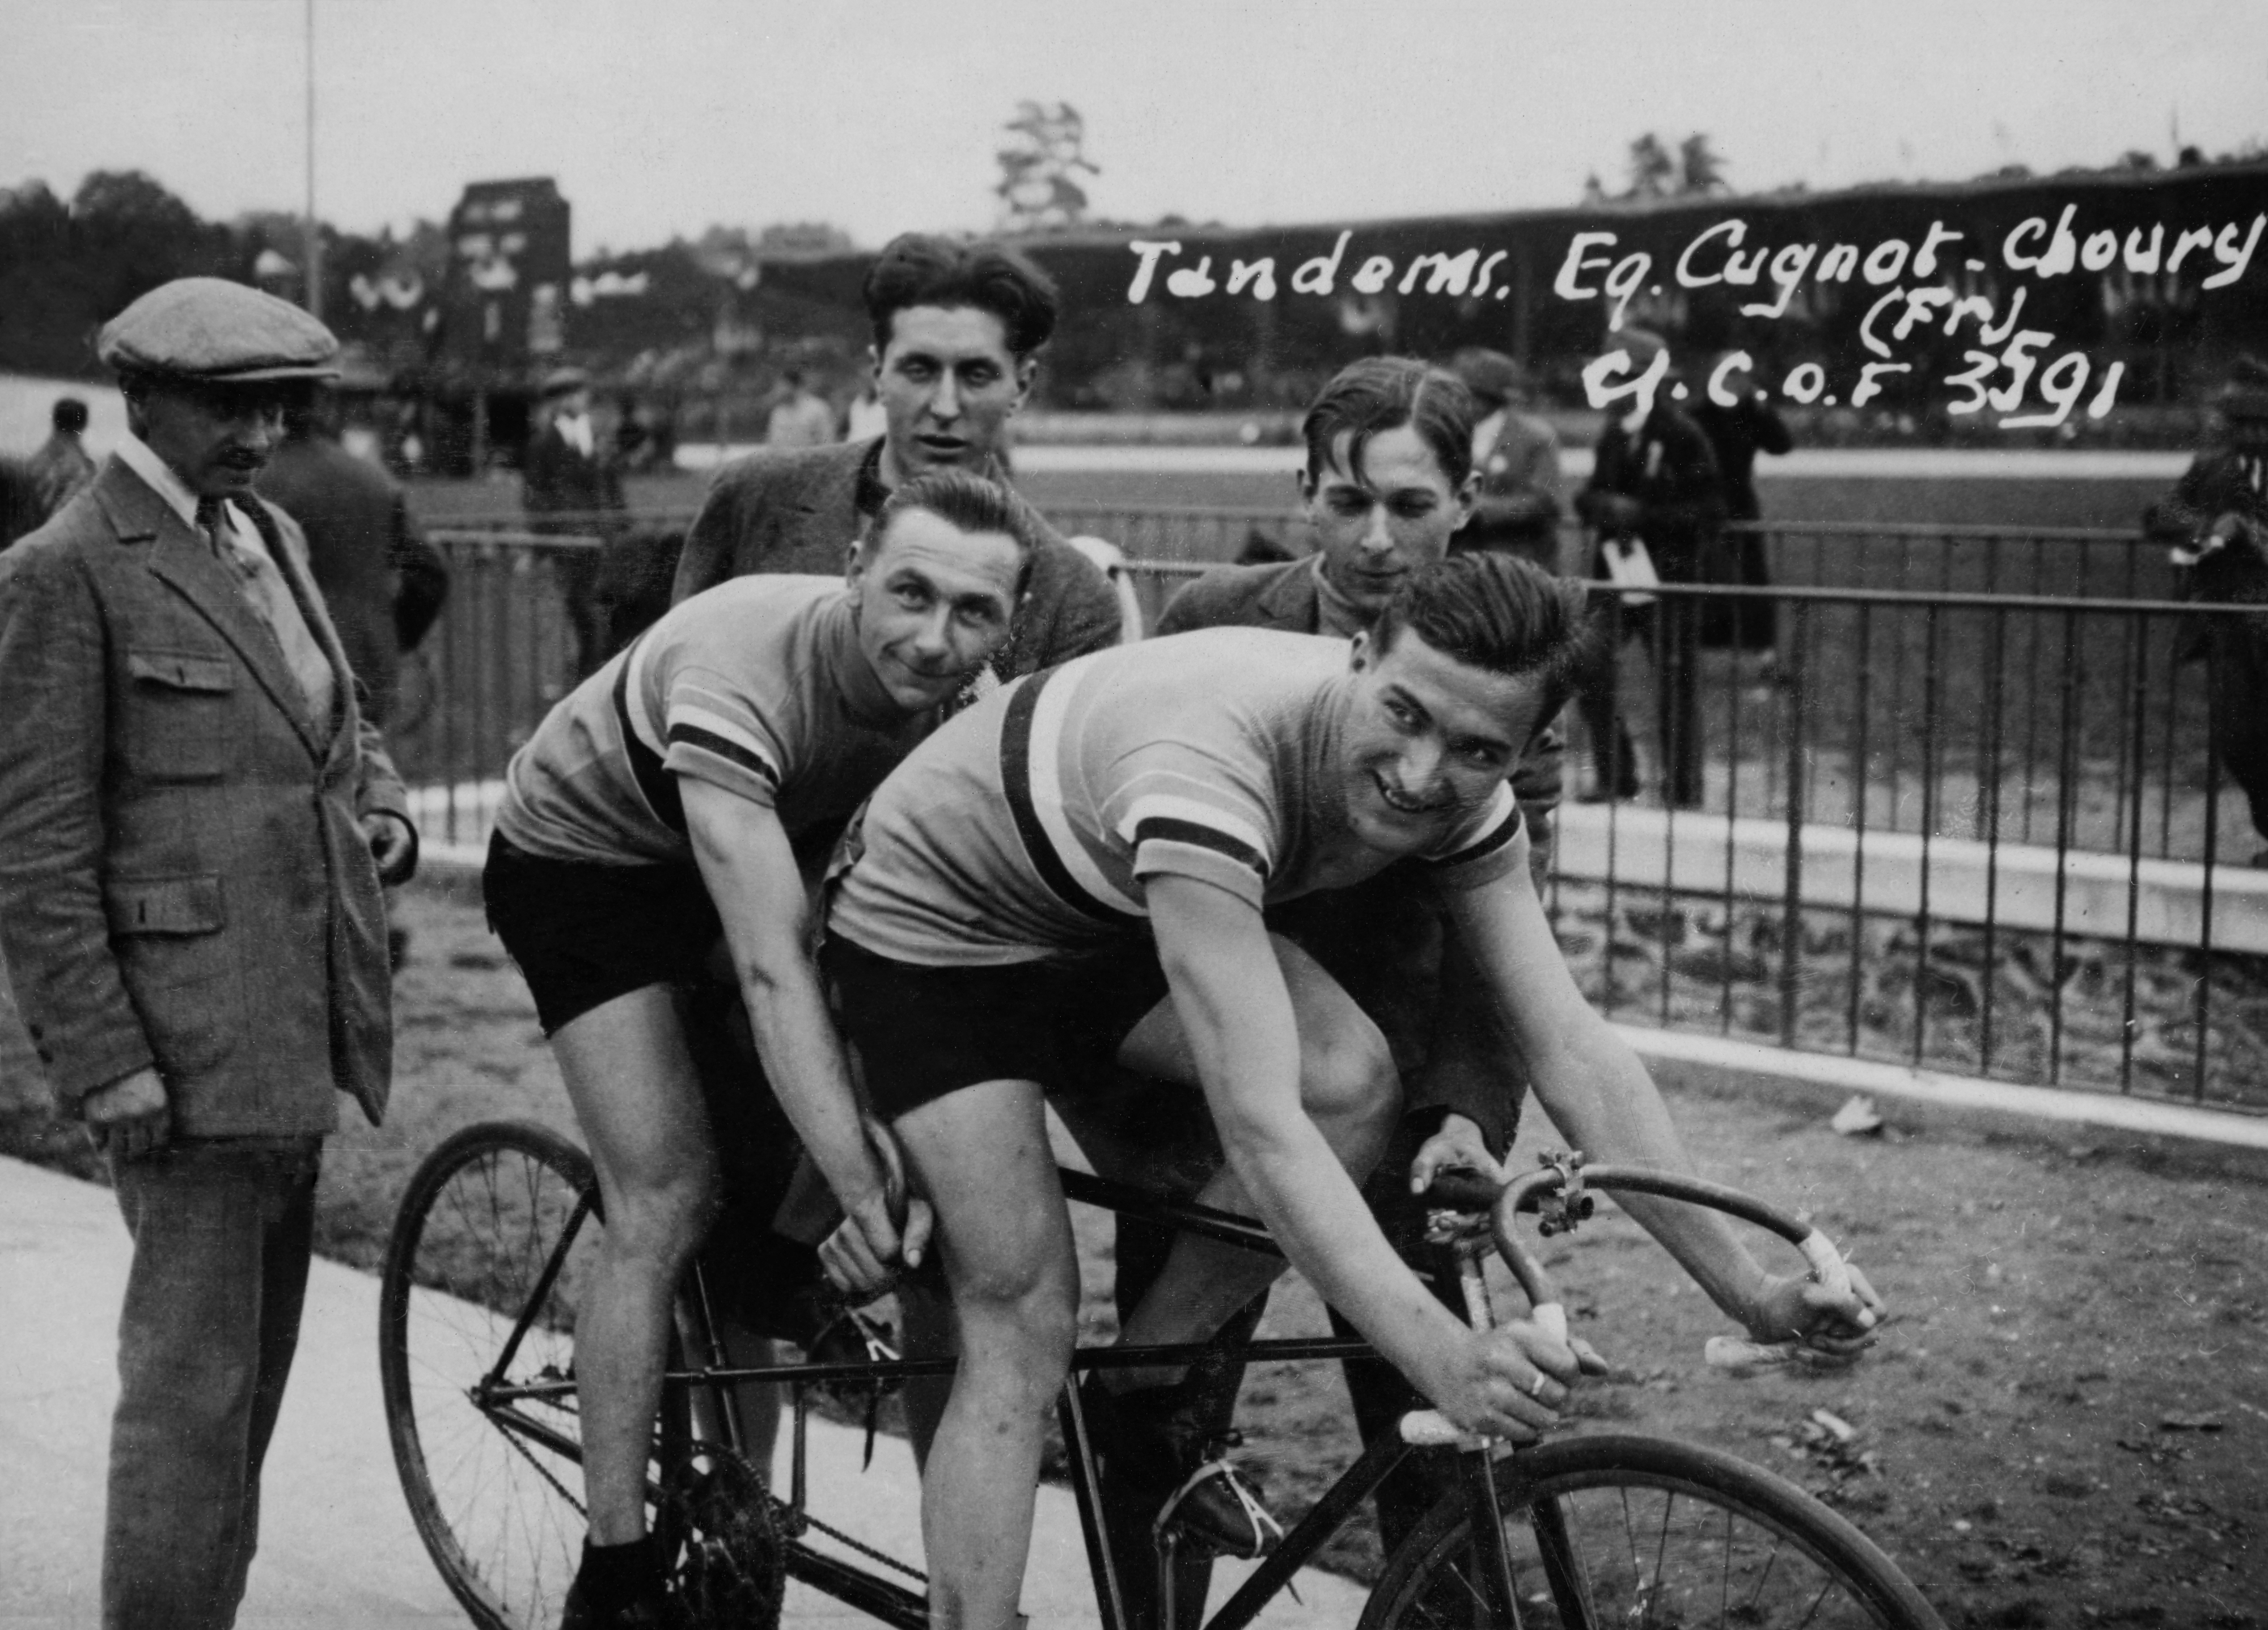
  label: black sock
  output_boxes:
[577,1534,661,1610]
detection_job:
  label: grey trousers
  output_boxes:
[103,1136,323,1630]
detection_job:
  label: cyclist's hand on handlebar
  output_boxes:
[1430,1320,1582,1443]
[819,1189,935,1300]
[1407,1112,1503,1195]
[1741,1261,1885,1367]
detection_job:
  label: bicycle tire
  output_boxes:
[378,1119,690,1630]
[1359,1433,1944,1630]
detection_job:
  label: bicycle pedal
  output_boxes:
[1153,1452,1284,1560]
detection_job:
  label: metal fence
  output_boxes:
[398,535,2265,1115]
[1118,568,2267,1115]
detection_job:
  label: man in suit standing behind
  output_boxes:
[672,232,1120,674]
[0,278,418,1629]
[258,387,449,729]
[524,365,623,677]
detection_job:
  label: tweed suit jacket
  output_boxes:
[0,456,410,1135]
[671,438,1122,675]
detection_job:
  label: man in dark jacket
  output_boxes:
[672,233,1120,674]
[0,278,417,1629]
[1573,333,1725,808]
[524,366,624,677]
[258,389,448,728]
[2147,356,2268,861]
[1689,351,1792,652]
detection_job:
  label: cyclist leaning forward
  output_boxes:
[820,550,1886,1630]
[482,471,1034,1630]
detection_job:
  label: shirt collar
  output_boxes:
[1310,555,1372,641]
[115,431,213,532]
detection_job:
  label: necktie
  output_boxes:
[198,499,338,729]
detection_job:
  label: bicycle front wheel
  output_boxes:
[378,1119,687,1630]
[1360,1434,1943,1630]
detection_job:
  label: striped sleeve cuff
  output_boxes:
[663,721,780,808]
[1129,814,1270,909]
[1422,784,1529,892]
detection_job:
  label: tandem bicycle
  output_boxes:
[377,1120,1945,1629]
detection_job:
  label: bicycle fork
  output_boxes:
[1442,1238,1527,1629]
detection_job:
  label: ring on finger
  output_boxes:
[1525,1370,1550,1400]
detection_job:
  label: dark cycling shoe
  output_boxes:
[560,1536,676,1630]
[558,1581,676,1630]
[1078,1374,1283,1560]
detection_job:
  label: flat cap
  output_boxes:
[98,277,340,384]
[540,365,591,398]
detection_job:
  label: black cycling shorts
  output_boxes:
[483,831,723,1035]
[820,934,1172,1121]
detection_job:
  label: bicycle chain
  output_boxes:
[781,1500,929,1584]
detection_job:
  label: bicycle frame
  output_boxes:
[443,1154,1863,1630]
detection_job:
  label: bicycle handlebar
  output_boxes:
[1398,1159,1856,1447]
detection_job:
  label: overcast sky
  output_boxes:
[4,1,2262,253]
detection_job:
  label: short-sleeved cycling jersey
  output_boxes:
[496,575,926,865]
[827,626,1528,967]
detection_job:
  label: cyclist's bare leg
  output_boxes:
[551,986,721,1544]
[1103,934,1397,1392]
[892,1076,1078,1630]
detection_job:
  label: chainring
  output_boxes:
[663,1445,786,1630]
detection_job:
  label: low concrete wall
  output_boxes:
[1557,804,2268,955]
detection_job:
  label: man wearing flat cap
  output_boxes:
[0,276,418,1629]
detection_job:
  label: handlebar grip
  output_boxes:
[1419,1169,1501,1214]
[1704,1336,1800,1374]
[1398,1410,1483,1449]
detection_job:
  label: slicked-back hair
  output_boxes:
[1373,552,1596,718]
[865,468,1038,596]
[863,234,1061,361]
[1300,356,1479,490]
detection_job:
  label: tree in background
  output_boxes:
[995,100,1100,233]
[1626,133,1678,200]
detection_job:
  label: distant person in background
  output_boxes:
[259,386,450,730]
[1689,351,1792,657]
[1450,348,1566,573]
[29,396,99,522]
[843,378,888,442]
[1572,329,1725,808]
[765,366,836,449]
[524,366,625,678]
[611,390,651,471]
[2147,354,2268,863]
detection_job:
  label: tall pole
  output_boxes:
[303,0,321,319]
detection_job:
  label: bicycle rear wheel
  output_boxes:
[378,1119,688,1630]
[1360,1434,1943,1630]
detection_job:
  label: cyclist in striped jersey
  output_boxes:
[484,470,1033,1630]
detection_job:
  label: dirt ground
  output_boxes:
[10,875,2260,1628]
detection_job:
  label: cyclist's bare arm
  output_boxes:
[1146,872,1576,1437]
[1444,868,1884,1354]
[683,779,930,1291]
